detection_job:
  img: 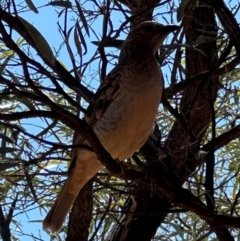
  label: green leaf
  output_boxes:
[234,90,240,105]
[0,102,19,111]
[24,167,38,202]
[74,24,82,56]
[18,98,36,110]
[25,0,39,13]
[75,0,90,37]
[0,55,13,75]
[5,69,21,85]
[177,0,190,22]
[169,223,185,239]
[16,37,26,46]
[18,16,55,65]
[228,160,238,171]
[76,21,87,55]
[190,36,221,46]
[0,50,14,59]
[36,119,58,137]
[48,0,72,8]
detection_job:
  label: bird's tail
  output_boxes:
[42,149,102,233]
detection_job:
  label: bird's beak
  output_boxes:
[164,25,180,33]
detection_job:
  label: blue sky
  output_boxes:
[9,1,124,240]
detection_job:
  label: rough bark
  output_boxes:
[66,181,93,241]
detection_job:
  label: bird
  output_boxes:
[42,21,179,233]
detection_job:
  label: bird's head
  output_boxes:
[121,21,179,58]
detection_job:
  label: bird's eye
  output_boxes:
[144,24,155,32]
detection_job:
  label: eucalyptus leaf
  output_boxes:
[75,0,90,37]
[5,69,21,85]
[76,21,87,55]
[18,98,36,110]
[36,119,58,137]
[0,103,19,111]
[0,50,14,59]
[0,55,13,75]
[74,24,82,56]
[48,1,72,8]
[190,36,222,46]
[177,0,190,22]
[25,0,38,13]
[18,16,55,65]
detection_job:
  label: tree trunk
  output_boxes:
[67,181,93,241]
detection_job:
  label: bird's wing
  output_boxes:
[84,66,122,127]
[68,65,123,173]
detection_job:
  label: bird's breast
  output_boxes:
[93,74,162,160]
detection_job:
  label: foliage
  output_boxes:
[0,0,240,241]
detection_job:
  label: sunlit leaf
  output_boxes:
[16,37,26,46]
[0,102,19,111]
[0,50,14,59]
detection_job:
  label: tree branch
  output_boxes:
[0,111,54,120]
[0,7,93,102]
[202,0,240,60]
[164,57,239,100]
[202,124,240,151]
